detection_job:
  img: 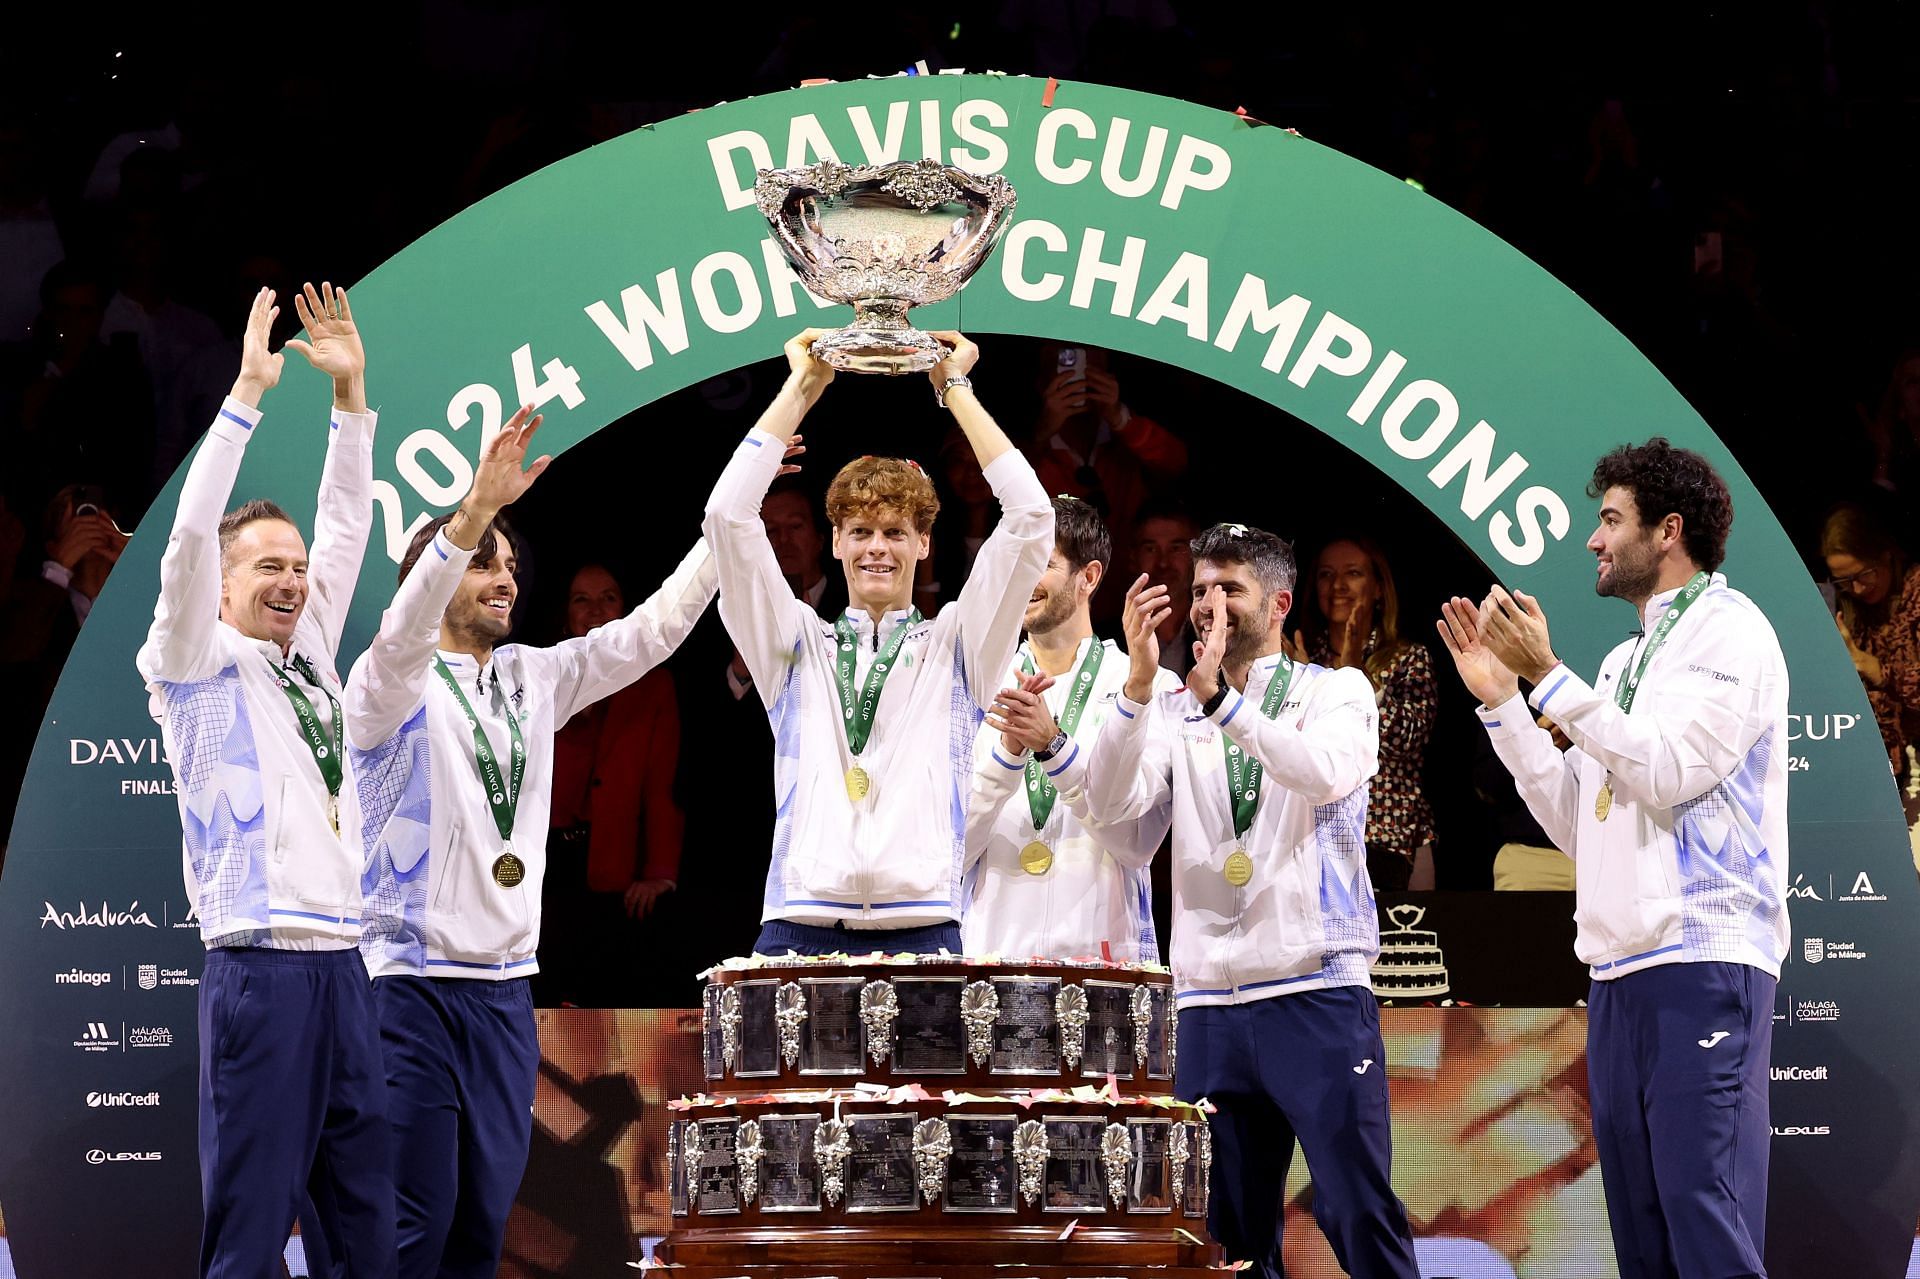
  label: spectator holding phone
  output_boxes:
[1028,343,1187,570]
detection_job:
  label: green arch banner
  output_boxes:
[2,76,1912,1277]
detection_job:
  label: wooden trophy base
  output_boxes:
[656,1221,1224,1276]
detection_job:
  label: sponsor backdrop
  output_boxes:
[0,76,1913,1276]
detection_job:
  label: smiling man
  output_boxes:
[703,328,1052,957]
[345,410,715,1279]
[962,495,1178,961]
[137,284,397,1279]
[1073,522,1419,1279]
[1438,438,1788,1279]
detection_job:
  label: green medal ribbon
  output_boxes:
[434,657,526,848]
[832,609,923,758]
[1221,657,1294,838]
[1017,639,1106,831]
[267,654,343,802]
[1614,571,1711,713]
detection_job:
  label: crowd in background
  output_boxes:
[4,3,1919,1004]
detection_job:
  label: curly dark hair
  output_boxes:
[1587,438,1733,572]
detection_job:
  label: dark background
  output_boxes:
[3,2,1916,1004]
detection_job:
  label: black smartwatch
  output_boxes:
[1200,684,1231,717]
[1034,730,1071,762]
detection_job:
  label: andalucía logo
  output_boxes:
[1838,872,1888,903]
[1783,875,1823,902]
[40,900,157,929]
[85,1091,158,1108]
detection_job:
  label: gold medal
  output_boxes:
[846,765,870,802]
[327,795,340,837]
[1019,841,1054,875]
[1595,779,1614,822]
[1223,849,1254,887]
[492,850,525,888]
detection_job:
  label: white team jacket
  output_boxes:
[1479,573,1790,980]
[703,428,1053,929]
[347,527,715,979]
[962,637,1181,961]
[1071,654,1383,1006]
[137,396,377,949]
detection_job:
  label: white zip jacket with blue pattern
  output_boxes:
[703,428,1053,929]
[962,637,1182,962]
[1067,653,1383,1007]
[137,396,377,950]
[345,527,715,980]
[1478,573,1790,981]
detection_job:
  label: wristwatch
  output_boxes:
[1199,684,1231,717]
[1034,729,1070,762]
[936,374,973,408]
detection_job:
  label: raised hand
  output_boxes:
[283,282,365,392]
[986,669,1060,755]
[450,405,550,549]
[1186,584,1229,705]
[927,331,980,391]
[1120,573,1172,702]
[231,287,284,407]
[779,433,807,479]
[783,329,835,406]
[1479,586,1559,686]
[1435,596,1520,707]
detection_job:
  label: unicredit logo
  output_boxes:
[85,1149,161,1164]
[85,1091,159,1108]
[1771,1065,1830,1081]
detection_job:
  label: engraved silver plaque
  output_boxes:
[702,985,725,1080]
[1168,1122,1189,1213]
[734,979,781,1077]
[945,1113,1018,1214]
[1146,984,1175,1080]
[1125,1117,1174,1213]
[989,975,1061,1075]
[1081,979,1134,1078]
[1042,1115,1107,1213]
[693,1117,741,1216]
[892,977,967,1075]
[846,1112,918,1213]
[757,1113,824,1213]
[799,977,866,1075]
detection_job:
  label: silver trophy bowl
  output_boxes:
[756,158,1018,374]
